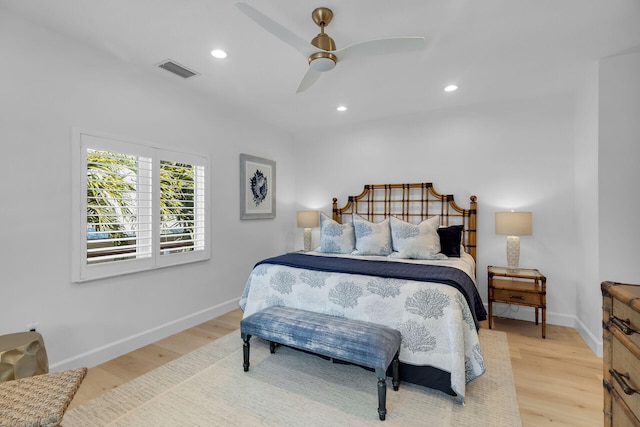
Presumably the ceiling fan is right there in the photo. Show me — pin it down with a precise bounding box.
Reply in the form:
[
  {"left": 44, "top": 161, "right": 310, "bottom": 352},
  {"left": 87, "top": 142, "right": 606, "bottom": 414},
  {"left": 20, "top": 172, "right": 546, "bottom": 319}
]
[{"left": 235, "top": 2, "right": 426, "bottom": 93}]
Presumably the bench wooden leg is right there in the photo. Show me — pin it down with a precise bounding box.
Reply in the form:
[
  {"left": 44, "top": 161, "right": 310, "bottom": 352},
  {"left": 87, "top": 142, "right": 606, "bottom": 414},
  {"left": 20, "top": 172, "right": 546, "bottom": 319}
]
[
  {"left": 392, "top": 352, "right": 400, "bottom": 391},
  {"left": 377, "top": 375, "right": 387, "bottom": 421},
  {"left": 242, "top": 334, "right": 251, "bottom": 372}
]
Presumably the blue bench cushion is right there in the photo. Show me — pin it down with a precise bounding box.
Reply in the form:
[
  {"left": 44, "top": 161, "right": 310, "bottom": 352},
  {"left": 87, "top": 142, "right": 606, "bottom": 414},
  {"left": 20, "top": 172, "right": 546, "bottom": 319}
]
[{"left": 240, "top": 306, "right": 401, "bottom": 371}]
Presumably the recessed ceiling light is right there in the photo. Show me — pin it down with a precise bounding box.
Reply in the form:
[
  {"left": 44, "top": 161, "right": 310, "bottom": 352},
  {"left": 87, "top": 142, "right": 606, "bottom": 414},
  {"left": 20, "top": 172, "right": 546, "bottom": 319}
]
[
  {"left": 336, "top": 105, "right": 348, "bottom": 112},
  {"left": 444, "top": 85, "right": 458, "bottom": 92},
  {"left": 210, "top": 49, "right": 227, "bottom": 59}
]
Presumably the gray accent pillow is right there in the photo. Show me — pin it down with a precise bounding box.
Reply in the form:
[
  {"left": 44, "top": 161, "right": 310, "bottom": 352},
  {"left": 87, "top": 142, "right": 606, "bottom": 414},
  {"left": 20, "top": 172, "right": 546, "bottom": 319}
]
[
  {"left": 316, "top": 212, "right": 356, "bottom": 254},
  {"left": 352, "top": 214, "right": 392, "bottom": 256},
  {"left": 389, "top": 215, "right": 447, "bottom": 260}
]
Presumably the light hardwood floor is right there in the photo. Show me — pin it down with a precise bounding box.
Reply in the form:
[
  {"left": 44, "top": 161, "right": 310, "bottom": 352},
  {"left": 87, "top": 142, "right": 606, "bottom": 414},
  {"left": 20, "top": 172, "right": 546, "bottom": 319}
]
[{"left": 68, "top": 310, "right": 603, "bottom": 426}]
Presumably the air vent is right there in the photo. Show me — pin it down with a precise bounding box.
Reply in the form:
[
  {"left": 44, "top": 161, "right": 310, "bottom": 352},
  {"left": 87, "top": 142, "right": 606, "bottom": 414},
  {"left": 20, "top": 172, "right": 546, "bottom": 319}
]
[{"left": 157, "top": 60, "right": 199, "bottom": 79}]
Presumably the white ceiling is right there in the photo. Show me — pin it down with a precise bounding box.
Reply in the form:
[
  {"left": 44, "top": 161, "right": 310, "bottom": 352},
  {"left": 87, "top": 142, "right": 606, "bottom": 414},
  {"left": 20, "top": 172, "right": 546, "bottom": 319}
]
[{"left": 3, "top": 0, "right": 640, "bottom": 132}]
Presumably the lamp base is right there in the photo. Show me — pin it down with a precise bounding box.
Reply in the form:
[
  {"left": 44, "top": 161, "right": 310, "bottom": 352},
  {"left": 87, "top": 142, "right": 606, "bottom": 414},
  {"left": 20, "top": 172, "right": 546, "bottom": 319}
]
[
  {"left": 506, "top": 235, "right": 520, "bottom": 270},
  {"left": 303, "top": 228, "right": 312, "bottom": 252}
]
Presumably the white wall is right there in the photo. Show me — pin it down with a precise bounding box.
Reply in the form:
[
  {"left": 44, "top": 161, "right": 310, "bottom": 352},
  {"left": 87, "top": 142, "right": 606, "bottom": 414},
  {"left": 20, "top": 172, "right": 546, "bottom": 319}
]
[
  {"left": 292, "top": 95, "right": 579, "bottom": 327},
  {"left": 571, "top": 50, "right": 640, "bottom": 357},
  {"left": 598, "top": 50, "right": 640, "bottom": 283},
  {"left": 0, "top": 12, "right": 296, "bottom": 369},
  {"left": 573, "top": 63, "right": 602, "bottom": 354}
]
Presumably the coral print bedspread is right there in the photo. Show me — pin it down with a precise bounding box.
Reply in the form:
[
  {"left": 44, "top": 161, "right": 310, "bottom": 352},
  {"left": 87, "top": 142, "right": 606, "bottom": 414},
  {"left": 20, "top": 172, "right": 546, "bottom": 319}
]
[{"left": 239, "top": 252, "right": 487, "bottom": 402}]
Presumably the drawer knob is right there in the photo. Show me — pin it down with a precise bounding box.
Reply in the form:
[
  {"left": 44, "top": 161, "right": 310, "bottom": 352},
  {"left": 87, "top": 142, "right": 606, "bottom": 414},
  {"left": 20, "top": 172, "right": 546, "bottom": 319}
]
[
  {"left": 610, "top": 369, "right": 640, "bottom": 396},
  {"left": 611, "top": 316, "right": 638, "bottom": 336}
]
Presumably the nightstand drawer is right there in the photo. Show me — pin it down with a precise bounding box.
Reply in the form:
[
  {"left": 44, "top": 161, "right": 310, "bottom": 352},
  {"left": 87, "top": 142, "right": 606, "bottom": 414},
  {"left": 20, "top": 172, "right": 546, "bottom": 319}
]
[{"left": 493, "top": 288, "right": 541, "bottom": 305}]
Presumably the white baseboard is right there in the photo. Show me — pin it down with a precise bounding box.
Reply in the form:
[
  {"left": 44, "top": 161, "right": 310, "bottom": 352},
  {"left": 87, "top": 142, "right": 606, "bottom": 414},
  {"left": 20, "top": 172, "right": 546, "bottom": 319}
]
[
  {"left": 50, "top": 298, "right": 240, "bottom": 372},
  {"left": 574, "top": 316, "right": 603, "bottom": 358}
]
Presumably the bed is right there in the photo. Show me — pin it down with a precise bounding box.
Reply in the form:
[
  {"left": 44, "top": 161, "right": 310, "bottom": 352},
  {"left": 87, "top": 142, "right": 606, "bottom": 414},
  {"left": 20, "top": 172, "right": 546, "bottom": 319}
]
[{"left": 239, "top": 183, "right": 487, "bottom": 402}]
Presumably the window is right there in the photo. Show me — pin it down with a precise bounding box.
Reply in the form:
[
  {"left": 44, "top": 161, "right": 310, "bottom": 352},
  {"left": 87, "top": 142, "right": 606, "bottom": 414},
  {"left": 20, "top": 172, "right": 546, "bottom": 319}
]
[{"left": 72, "top": 129, "right": 210, "bottom": 282}]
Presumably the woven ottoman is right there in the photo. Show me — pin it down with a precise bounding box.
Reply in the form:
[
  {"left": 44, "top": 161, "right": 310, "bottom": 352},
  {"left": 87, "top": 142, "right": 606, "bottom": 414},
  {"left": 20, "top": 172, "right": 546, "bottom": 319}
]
[{"left": 0, "top": 367, "right": 87, "bottom": 427}]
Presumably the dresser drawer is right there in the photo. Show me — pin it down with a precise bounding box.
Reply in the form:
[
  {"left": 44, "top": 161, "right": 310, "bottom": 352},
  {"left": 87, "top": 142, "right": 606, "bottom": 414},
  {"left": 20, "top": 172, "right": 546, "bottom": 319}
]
[
  {"left": 607, "top": 385, "right": 640, "bottom": 427},
  {"left": 493, "top": 288, "right": 541, "bottom": 306},
  {"left": 612, "top": 299, "right": 640, "bottom": 350},
  {"left": 611, "top": 337, "right": 640, "bottom": 418}
]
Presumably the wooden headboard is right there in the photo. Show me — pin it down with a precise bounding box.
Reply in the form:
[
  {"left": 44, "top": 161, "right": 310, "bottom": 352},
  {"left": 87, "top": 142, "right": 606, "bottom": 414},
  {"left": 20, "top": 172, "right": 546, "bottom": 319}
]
[{"left": 332, "top": 183, "right": 477, "bottom": 260}]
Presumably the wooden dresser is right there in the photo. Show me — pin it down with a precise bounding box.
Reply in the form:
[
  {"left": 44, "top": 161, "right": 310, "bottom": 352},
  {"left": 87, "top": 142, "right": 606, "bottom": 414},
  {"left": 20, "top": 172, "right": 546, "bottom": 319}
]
[{"left": 602, "top": 281, "right": 640, "bottom": 426}]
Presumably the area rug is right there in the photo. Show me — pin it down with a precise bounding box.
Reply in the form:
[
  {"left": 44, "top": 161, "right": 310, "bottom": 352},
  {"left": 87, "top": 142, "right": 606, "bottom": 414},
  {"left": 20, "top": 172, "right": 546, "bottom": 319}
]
[{"left": 64, "top": 329, "right": 521, "bottom": 426}]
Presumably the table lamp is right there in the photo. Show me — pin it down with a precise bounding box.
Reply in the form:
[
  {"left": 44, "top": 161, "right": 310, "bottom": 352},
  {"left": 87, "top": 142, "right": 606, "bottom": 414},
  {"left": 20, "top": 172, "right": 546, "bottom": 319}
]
[
  {"left": 495, "top": 211, "right": 532, "bottom": 270},
  {"left": 297, "top": 211, "right": 319, "bottom": 252}
]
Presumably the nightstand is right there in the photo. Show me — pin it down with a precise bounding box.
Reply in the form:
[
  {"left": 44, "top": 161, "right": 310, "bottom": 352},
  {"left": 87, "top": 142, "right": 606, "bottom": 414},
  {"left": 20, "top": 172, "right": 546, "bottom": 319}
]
[{"left": 488, "top": 265, "right": 547, "bottom": 338}]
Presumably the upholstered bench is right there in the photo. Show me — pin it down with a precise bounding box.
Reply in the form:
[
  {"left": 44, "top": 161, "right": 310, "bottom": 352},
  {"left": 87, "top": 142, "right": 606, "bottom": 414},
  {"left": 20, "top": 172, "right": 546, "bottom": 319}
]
[{"left": 240, "top": 306, "right": 401, "bottom": 421}]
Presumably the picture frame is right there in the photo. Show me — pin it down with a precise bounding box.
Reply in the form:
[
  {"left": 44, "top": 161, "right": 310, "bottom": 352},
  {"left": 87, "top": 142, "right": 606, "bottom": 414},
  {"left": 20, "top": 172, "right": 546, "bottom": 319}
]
[{"left": 240, "top": 153, "right": 276, "bottom": 220}]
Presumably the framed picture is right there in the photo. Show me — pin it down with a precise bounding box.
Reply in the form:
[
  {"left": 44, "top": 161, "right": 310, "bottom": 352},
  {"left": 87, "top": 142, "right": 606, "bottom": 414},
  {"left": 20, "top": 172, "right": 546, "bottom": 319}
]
[{"left": 240, "top": 153, "right": 276, "bottom": 220}]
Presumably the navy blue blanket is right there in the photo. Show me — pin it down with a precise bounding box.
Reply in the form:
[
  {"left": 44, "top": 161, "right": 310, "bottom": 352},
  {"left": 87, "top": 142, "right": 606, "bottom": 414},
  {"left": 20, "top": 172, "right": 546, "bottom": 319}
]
[{"left": 256, "top": 253, "right": 487, "bottom": 330}]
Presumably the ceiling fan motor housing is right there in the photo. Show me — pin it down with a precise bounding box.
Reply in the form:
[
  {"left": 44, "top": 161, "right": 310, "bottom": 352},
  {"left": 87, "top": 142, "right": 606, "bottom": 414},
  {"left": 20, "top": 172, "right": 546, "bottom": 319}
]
[{"left": 311, "top": 32, "right": 335, "bottom": 51}]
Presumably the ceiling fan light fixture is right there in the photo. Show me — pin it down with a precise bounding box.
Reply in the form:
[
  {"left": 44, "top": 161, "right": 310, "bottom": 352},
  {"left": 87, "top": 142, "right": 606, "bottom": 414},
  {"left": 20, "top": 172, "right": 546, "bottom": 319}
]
[{"left": 308, "top": 52, "right": 337, "bottom": 72}]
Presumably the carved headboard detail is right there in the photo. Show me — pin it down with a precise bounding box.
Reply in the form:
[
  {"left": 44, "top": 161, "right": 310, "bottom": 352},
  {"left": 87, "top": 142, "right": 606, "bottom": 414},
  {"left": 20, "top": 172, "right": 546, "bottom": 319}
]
[{"left": 332, "top": 183, "right": 477, "bottom": 260}]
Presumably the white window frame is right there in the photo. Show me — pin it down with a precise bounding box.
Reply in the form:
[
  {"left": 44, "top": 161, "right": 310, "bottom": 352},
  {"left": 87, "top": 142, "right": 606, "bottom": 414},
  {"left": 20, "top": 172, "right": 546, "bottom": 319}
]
[{"left": 72, "top": 128, "right": 211, "bottom": 282}]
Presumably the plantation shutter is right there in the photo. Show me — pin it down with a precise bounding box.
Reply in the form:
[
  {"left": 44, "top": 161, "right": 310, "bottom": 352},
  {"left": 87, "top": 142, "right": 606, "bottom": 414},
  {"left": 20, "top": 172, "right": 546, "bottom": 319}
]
[
  {"left": 86, "top": 149, "right": 153, "bottom": 265},
  {"left": 159, "top": 159, "right": 206, "bottom": 255}
]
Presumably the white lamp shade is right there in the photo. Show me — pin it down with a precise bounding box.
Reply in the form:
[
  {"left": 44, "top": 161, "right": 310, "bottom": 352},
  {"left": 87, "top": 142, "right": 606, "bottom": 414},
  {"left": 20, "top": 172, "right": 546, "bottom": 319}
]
[
  {"left": 297, "top": 211, "right": 319, "bottom": 228},
  {"left": 297, "top": 211, "right": 318, "bottom": 252},
  {"left": 495, "top": 211, "right": 532, "bottom": 270},
  {"left": 495, "top": 212, "right": 532, "bottom": 236}
]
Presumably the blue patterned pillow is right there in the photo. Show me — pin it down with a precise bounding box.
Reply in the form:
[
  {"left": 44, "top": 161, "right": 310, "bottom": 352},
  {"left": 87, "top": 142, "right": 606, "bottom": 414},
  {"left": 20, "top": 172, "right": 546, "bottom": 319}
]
[
  {"left": 389, "top": 215, "right": 447, "bottom": 260},
  {"left": 352, "top": 214, "right": 392, "bottom": 256},
  {"left": 316, "top": 212, "right": 356, "bottom": 254}
]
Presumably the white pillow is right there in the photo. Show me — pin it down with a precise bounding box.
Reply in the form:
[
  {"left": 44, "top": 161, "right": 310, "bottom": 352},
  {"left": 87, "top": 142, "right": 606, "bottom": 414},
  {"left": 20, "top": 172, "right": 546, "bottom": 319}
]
[
  {"left": 316, "top": 212, "right": 356, "bottom": 254},
  {"left": 389, "top": 215, "right": 447, "bottom": 260},
  {"left": 352, "top": 214, "right": 392, "bottom": 256}
]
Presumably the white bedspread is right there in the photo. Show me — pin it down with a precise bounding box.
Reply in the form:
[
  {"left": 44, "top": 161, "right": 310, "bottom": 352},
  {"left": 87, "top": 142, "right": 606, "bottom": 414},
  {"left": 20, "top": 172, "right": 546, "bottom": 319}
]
[{"left": 239, "top": 252, "right": 485, "bottom": 402}]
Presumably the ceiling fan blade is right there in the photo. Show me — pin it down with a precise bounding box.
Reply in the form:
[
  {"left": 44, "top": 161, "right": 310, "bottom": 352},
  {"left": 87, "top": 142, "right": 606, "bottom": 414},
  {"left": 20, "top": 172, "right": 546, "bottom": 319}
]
[
  {"left": 295, "top": 68, "right": 322, "bottom": 93},
  {"left": 333, "top": 37, "right": 426, "bottom": 62},
  {"left": 235, "top": 2, "right": 316, "bottom": 58}
]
